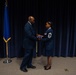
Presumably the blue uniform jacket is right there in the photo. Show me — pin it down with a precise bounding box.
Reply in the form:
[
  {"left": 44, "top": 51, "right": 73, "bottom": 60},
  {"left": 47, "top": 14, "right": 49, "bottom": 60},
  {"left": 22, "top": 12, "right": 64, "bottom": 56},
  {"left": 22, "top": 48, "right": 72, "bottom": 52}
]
[
  {"left": 42, "top": 28, "right": 54, "bottom": 51},
  {"left": 23, "top": 22, "right": 37, "bottom": 49}
]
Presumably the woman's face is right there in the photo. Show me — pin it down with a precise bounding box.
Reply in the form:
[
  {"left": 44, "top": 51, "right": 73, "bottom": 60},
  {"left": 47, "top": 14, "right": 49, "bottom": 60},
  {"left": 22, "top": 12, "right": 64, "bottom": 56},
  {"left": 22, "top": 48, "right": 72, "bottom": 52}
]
[{"left": 45, "top": 22, "right": 50, "bottom": 28}]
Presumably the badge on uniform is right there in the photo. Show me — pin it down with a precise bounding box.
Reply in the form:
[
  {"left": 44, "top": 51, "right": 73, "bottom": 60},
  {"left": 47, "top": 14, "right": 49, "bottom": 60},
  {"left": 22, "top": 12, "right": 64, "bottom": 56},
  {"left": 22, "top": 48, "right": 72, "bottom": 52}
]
[{"left": 48, "top": 33, "right": 52, "bottom": 38}]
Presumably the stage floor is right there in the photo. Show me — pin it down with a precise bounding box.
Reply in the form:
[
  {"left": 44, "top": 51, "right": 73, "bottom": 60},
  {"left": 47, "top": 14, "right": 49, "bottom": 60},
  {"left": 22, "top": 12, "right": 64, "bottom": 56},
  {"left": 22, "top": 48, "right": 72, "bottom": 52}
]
[{"left": 0, "top": 56, "right": 76, "bottom": 75}]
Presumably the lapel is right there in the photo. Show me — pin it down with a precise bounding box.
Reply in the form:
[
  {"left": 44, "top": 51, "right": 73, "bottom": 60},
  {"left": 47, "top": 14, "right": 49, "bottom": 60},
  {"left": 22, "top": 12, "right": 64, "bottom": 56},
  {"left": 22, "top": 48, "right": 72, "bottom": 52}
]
[{"left": 29, "top": 24, "right": 35, "bottom": 35}]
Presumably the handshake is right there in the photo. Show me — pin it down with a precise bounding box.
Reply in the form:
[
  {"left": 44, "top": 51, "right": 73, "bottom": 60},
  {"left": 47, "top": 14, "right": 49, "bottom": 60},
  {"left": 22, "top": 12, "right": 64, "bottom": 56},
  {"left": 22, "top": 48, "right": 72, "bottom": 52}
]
[{"left": 36, "top": 34, "right": 44, "bottom": 40}]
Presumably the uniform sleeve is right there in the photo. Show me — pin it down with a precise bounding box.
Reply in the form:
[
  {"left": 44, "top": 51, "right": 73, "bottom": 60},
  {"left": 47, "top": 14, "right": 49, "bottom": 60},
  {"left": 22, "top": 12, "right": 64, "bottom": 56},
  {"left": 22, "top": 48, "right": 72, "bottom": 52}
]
[
  {"left": 24, "top": 25, "right": 37, "bottom": 41},
  {"left": 41, "top": 32, "right": 52, "bottom": 41}
]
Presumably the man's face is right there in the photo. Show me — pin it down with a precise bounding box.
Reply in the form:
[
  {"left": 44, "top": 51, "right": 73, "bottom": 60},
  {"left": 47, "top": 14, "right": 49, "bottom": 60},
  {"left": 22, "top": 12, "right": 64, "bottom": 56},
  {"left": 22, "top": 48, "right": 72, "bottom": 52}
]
[{"left": 30, "top": 18, "right": 35, "bottom": 24}]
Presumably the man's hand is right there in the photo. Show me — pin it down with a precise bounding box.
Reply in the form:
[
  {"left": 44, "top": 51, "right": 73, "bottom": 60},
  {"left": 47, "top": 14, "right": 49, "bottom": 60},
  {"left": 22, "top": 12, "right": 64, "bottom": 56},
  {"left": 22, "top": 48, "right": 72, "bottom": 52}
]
[{"left": 36, "top": 34, "right": 44, "bottom": 40}]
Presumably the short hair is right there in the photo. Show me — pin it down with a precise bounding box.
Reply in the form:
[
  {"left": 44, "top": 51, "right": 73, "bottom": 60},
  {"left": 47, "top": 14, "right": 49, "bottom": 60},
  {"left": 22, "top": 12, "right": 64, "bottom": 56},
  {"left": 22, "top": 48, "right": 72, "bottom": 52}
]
[{"left": 28, "top": 16, "right": 34, "bottom": 21}]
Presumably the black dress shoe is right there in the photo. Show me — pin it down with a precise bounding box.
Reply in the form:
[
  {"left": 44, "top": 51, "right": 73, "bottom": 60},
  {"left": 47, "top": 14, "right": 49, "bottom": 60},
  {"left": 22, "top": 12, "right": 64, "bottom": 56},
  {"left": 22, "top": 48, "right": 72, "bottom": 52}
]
[
  {"left": 44, "top": 66, "right": 46, "bottom": 69},
  {"left": 20, "top": 68, "right": 28, "bottom": 72},
  {"left": 27, "top": 65, "right": 36, "bottom": 69},
  {"left": 44, "top": 66, "right": 51, "bottom": 70},
  {"left": 44, "top": 65, "right": 47, "bottom": 68}
]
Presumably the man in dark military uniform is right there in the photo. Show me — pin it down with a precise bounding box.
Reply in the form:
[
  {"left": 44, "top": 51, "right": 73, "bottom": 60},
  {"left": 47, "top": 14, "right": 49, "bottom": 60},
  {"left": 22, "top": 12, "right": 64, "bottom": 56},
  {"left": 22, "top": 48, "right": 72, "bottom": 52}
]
[{"left": 20, "top": 16, "right": 37, "bottom": 72}]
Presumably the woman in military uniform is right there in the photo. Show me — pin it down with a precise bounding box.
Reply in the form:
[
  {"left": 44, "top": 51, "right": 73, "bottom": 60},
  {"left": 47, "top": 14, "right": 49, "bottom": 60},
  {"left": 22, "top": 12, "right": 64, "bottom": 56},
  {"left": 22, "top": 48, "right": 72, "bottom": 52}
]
[{"left": 41, "top": 21, "right": 54, "bottom": 70}]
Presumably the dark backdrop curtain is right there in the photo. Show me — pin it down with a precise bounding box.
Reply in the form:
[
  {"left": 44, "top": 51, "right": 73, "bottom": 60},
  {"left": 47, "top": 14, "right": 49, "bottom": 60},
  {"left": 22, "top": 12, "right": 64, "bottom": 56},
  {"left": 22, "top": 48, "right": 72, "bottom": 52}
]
[{"left": 0, "top": 0, "right": 76, "bottom": 58}]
